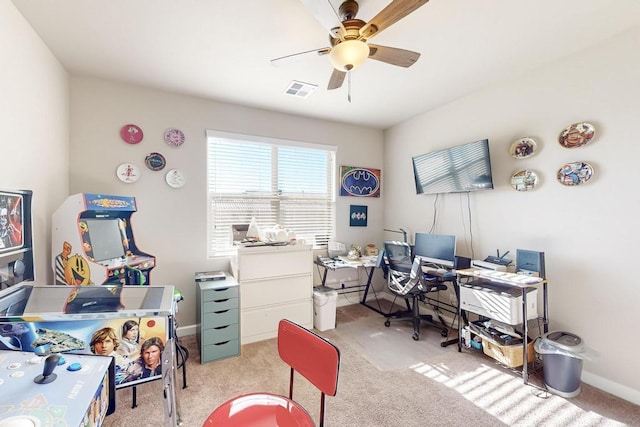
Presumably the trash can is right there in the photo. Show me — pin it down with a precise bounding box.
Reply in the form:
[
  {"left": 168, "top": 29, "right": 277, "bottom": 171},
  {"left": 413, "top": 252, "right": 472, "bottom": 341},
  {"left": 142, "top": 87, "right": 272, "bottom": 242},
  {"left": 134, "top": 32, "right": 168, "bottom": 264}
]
[
  {"left": 534, "top": 331, "right": 585, "bottom": 397},
  {"left": 313, "top": 289, "right": 338, "bottom": 331}
]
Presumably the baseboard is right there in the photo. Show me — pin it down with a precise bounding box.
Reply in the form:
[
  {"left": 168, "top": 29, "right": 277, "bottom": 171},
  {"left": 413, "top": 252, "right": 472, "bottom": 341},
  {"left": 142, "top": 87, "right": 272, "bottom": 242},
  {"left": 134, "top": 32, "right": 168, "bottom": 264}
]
[
  {"left": 177, "top": 323, "right": 197, "bottom": 338},
  {"left": 581, "top": 371, "right": 640, "bottom": 406}
]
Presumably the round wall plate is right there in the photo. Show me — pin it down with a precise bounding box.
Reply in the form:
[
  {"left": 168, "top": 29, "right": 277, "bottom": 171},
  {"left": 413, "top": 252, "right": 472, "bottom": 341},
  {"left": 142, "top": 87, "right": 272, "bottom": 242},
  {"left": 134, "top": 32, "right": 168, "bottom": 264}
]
[
  {"left": 557, "top": 161, "right": 594, "bottom": 186},
  {"left": 120, "top": 124, "right": 143, "bottom": 144},
  {"left": 509, "top": 137, "right": 537, "bottom": 159},
  {"left": 558, "top": 122, "right": 595, "bottom": 148},
  {"left": 116, "top": 163, "right": 141, "bottom": 183},
  {"left": 510, "top": 169, "right": 539, "bottom": 191},
  {"left": 165, "top": 169, "right": 185, "bottom": 188},
  {"left": 164, "top": 128, "right": 185, "bottom": 147},
  {"left": 145, "top": 152, "right": 166, "bottom": 171}
]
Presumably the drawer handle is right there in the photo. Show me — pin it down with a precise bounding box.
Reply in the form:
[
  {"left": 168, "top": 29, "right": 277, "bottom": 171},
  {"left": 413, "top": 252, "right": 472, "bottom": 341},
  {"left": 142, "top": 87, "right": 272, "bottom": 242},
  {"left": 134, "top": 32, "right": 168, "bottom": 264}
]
[
  {"left": 214, "top": 298, "right": 230, "bottom": 303},
  {"left": 214, "top": 340, "right": 230, "bottom": 346},
  {"left": 214, "top": 288, "right": 230, "bottom": 292},
  {"left": 214, "top": 309, "right": 230, "bottom": 314},
  {"left": 214, "top": 325, "right": 230, "bottom": 330}
]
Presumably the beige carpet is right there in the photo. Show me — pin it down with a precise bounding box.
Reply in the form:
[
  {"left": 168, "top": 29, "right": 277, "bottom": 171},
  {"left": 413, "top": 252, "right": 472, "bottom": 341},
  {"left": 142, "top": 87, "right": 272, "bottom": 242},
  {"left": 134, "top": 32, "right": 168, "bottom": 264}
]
[{"left": 103, "top": 303, "right": 640, "bottom": 427}]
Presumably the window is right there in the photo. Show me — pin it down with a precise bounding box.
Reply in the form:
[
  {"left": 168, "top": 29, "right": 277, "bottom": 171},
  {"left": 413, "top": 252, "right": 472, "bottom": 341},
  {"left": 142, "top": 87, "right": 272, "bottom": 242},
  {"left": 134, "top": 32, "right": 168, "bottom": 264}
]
[{"left": 206, "top": 130, "right": 336, "bottom": 257}]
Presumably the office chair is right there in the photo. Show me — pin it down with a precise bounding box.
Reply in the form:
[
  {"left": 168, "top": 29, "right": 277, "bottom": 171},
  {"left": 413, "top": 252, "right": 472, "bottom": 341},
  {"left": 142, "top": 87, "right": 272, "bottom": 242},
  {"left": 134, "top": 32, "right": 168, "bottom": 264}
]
[
  {"left": 202, "top": 319, "right": 340, "bottom": 427},
  {"left": 383, "top": 241, "right": 449, "bottom": 341}
]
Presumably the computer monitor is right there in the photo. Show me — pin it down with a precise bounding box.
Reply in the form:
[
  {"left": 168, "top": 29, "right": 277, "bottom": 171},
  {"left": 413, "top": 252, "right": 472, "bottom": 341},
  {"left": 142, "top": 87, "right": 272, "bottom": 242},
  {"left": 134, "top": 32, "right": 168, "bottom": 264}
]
[{"left": 413, "top": 233, "right": 456, "bottom": 268}]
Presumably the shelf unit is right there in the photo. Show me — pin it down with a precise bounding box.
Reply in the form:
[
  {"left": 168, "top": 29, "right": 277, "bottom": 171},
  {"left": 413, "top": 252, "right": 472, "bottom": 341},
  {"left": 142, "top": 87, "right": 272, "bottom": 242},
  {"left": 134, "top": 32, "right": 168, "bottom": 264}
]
[
  {"left": 196, "top": 273, "right": 240, "bottom": 363},
  {"left": 456, "top": 269, "right": 549, "bottom": 383}
]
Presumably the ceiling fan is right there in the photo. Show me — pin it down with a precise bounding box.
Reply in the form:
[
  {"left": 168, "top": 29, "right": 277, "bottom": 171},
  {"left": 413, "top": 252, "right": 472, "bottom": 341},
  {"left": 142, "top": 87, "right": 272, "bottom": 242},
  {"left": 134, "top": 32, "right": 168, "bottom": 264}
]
[{"left": 272, "top": 0, "right": 429, "bottom": 96}]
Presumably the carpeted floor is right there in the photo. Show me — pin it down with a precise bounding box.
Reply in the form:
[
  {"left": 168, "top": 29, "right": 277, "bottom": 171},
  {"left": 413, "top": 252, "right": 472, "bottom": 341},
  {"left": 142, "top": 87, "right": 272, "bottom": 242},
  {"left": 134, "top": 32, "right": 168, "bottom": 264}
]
[{"left": 103, "top": 303, "right": 640, "bottom": 426}]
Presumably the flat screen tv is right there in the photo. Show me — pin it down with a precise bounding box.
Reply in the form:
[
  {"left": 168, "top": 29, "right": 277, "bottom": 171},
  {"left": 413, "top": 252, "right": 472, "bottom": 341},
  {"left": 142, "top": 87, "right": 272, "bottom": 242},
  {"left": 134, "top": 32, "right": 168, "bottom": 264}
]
[
  {"left": 413, "top": 232, "right": 456, "bottom": 268},
  {"left": 412, "top": 139, "right": 494, "bottom": 195}
]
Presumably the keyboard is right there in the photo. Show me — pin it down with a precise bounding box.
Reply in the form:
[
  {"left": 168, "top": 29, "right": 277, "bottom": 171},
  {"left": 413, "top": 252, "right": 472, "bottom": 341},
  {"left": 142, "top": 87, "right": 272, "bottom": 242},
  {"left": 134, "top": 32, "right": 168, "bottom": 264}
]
[{"left": 472, "top": 269, "right": 543, "bottom": 285}]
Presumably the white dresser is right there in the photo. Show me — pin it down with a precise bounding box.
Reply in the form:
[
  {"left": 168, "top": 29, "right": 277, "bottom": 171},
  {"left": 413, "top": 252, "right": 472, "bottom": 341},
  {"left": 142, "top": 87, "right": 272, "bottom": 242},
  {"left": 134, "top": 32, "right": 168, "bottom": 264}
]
[{"left": 231, "top": 244, "right": 313, "bottom": 344}]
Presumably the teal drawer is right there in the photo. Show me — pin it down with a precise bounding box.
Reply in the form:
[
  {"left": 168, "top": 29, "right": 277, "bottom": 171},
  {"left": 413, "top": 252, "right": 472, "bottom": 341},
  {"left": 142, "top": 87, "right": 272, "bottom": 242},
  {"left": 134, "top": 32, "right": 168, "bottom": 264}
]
[
  {"left": 202, "top": 286, "right": 238, "bottom": 302},
  {"left": 203, "top": 308, "right": 239, "bottom": 328},
  {"left": 202, "top": 339, "right": 240, "bottom": 363},
  {"left": 203, "top": 297, "right": 238, "bottom": 313},
  {"left": 204, "top": 323, "right": 239, "bottom": 344}
]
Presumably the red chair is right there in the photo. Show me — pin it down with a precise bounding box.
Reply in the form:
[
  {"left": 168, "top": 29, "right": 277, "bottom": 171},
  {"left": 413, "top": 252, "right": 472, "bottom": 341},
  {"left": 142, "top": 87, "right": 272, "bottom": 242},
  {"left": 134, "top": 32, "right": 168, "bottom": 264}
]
[{"left": 203, "top": 319, "right": 341, "bottom": 427}]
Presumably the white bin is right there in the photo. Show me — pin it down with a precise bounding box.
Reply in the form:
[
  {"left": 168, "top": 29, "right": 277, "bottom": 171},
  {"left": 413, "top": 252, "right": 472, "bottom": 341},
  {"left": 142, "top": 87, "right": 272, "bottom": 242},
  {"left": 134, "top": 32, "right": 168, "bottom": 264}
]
[{"left": 313, "top": 290, "right": 338, "bottom": 331}]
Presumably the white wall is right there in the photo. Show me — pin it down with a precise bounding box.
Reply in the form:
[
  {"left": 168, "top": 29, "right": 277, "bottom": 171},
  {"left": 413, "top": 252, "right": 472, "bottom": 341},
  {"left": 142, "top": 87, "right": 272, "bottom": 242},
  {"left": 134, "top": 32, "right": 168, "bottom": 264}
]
[
  {"left": 0, "top": 2, "right": 69, "bottom": 284},
  {"left": 69, "top": 76, "right": 384, "bottom": 328},
  {"left": 384, "top": 26, "right": 640, "bottom": 403}
]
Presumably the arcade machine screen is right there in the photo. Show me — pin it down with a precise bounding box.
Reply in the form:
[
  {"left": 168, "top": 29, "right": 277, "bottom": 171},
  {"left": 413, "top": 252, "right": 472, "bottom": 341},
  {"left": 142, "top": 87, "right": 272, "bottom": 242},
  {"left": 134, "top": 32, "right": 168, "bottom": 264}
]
[{"left": 85, "top": 218, "right": 126, "bottom": 262}]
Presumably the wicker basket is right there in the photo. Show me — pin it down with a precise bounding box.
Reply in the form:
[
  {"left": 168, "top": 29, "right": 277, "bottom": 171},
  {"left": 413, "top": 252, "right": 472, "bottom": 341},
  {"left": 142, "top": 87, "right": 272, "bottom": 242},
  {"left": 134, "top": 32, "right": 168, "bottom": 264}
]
[{"left": 482, "top": 338, "right": 535, "bottom": 368}]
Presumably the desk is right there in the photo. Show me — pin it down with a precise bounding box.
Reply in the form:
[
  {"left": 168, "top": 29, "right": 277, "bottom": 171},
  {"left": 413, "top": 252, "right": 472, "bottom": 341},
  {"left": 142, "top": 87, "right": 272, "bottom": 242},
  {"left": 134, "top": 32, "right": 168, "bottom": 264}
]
[
  {"left": 314, "top": 256, "right": 384, "bottom": 315},
  {"left": 456, "top": 269, "right": 549, "bottom": 383}
]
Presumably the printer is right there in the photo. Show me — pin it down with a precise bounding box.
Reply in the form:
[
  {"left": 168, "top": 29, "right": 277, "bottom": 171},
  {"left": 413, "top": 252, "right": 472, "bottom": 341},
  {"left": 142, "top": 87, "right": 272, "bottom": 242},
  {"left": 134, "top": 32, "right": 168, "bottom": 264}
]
[{"left": 459, "top": 278, "right": 538, "bottom": 325}]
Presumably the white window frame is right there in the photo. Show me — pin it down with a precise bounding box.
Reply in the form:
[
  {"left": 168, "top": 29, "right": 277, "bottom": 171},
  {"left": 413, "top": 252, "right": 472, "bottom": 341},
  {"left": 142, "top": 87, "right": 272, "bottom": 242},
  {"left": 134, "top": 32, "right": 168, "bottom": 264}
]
[{"left": 206, "top": 130, "right": 336, "bottom": 257}]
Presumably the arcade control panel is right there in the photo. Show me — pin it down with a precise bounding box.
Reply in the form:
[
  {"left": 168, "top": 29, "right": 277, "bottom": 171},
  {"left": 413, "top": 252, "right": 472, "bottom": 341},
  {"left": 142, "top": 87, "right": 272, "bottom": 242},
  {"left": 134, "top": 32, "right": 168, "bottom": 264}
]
[{"left": 0, "top": 351, "right": 115, "bottom": 426}]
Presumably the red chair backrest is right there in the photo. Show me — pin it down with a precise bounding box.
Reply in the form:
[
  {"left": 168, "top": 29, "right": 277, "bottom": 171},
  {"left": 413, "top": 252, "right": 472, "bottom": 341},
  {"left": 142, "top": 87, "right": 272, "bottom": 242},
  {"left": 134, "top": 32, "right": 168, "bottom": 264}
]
[{"left": 277, "top": 319, "right": 340, "bottom": 396}]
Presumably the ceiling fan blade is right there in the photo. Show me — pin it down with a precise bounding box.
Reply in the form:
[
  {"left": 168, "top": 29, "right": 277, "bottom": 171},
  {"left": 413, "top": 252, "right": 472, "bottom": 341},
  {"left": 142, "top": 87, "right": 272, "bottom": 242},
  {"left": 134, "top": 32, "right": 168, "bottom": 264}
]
[
  {"left": 299, "top": 0, "right": 345, "bottom": 36},
  {"left": 368, "top": 44, "right": 420, "bottom": 67},
  {"left": 360, "top": 0, "right": 430, "bottom": 40},
  {"left": 271, "top": 47, "right": 331, "bottom": 67},
  {"left": 327, "top": 69, "right": 346, "bottom": 90}
]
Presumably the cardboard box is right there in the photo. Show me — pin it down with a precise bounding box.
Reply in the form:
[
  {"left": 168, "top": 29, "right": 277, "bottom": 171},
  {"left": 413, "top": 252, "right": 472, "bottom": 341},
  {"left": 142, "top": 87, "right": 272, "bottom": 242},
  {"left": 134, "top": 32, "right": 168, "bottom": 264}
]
[{"left": 482, "top": 338, "right": 535, "bottom": 368}]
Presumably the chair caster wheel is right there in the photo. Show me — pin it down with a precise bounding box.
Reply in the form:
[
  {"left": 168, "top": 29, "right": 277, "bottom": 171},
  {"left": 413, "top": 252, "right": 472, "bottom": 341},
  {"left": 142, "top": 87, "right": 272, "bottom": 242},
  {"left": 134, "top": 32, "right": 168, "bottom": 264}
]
[
  {"left": 412, "top": 333, "right": 419, "bottom": 341},
  {"left": 441, "top": 330, "right": 449, "bottom": 337},
  {"left": 384, "top": 320, "right": 390, "bottom": 327}
]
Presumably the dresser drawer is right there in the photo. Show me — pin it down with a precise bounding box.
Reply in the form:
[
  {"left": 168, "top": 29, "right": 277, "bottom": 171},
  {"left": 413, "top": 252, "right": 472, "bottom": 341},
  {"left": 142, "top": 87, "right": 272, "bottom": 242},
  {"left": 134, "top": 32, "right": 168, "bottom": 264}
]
[
  {"left": 240, "top": 275, "right": 311, "bottom": 309},
  {"left": 201, "top": 286, "right": 239, "bottom": 302},
  {"left": 203, "top": 323, "right": 239, "bottom": 343},
  {"left": 203, "top": 297, "right": 238, "bottom": 313},
  {"left": 202, "top": 339, "right": 240, "bottom": 363},
  {"left": 203, "top": 308, "right": 239, "bottom": 328},
  {"left": 239, "top": 247, "right": 311, "bottom": 281},
  {"left": 241, "top": 300, "right": 312, "bottom": 343}
]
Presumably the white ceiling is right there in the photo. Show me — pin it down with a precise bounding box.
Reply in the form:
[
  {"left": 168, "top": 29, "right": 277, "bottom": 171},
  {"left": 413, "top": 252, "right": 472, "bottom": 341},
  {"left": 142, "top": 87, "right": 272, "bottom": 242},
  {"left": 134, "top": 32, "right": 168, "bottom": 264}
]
[{"left": 11, "top": 0, "right": 640, "bottom": 129}]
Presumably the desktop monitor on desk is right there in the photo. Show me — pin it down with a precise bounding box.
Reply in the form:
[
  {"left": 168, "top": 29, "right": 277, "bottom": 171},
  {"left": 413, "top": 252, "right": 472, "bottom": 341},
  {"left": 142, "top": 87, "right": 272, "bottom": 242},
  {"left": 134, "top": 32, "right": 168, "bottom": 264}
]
[{"left": 413, "top": 233, "right": 456, "bottom": 268}]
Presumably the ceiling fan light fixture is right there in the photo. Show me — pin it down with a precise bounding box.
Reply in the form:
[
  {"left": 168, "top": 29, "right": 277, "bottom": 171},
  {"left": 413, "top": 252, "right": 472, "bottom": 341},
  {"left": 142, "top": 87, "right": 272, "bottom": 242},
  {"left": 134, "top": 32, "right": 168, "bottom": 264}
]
[{"left": 329, "top": 40, "right": 369, "bottom": 71}]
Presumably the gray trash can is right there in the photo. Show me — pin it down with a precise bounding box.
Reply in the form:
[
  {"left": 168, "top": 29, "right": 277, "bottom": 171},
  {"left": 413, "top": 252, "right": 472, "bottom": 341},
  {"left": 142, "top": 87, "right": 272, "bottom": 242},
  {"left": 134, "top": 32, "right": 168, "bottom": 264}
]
[{"left": 534, "top": 331, "right": 585, "bottom": 397}]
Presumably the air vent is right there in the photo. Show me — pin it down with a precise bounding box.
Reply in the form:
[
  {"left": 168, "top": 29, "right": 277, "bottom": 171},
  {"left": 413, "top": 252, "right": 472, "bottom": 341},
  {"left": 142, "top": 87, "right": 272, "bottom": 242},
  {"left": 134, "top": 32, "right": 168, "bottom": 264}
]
[{"left": 284, "top": 81, "right": 317, "bottom": 98}]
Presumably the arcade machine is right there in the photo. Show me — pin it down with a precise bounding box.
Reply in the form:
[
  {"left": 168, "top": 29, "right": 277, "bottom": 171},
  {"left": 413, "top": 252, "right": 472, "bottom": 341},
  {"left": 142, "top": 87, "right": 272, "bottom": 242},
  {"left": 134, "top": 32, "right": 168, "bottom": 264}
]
[
  {"left": 0, "top": 282, "right": 179, "bottom": 420},
  {"left": 51, "top": 193, "right": 156, "bottom": 286},
  {"left": 48, "top": 193, "right": 186, "bottom": 411},
  {"left": 0, "top": 350, "right": 115, "bottom": 426},
  {"left": 0, "top": 189, "right": 34, "bottom": 289}
]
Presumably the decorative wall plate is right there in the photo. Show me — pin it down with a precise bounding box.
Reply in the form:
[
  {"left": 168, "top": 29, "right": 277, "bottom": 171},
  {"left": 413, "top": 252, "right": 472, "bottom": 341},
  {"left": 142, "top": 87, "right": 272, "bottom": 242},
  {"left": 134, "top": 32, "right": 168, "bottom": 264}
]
[
  {"left": 116, "top": 163, "right": 140, "bottom": 183},
  {"left": 557, "top": 161, "right": 593, "bottom": 186},
  {"left": 164, "top": 128, "right": 185, "bottom": 147},
  {"left": 144, "top": 152, "right": 166, "bottom": 171},
  {"left": 509, "top": 137, "right": 537, "bottom": 159},
  {"left": 559, "top": 122, "right": 595, "bottom": 148},
  {"left": 165, "top": 168, "right": 185, "bottom": 188},
  {"left": 120, "top": 124, "right": 143, "bottom": 144},
  {"left": 510, "top": 169, "right": 539, "bottom": 191}
]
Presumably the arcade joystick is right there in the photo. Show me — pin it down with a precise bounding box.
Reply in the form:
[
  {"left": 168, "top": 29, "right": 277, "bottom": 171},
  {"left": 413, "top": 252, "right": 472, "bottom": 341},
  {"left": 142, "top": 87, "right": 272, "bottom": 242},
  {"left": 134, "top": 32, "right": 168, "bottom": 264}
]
[{"left": 33, "top": 354, "right": 60, "bottom": 384}]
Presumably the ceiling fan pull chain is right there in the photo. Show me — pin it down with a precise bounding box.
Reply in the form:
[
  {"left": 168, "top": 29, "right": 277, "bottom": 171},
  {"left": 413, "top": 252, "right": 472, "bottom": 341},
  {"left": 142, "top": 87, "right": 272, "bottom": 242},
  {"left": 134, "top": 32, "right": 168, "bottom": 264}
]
[{"left": 348, "top": 71, "right": 352, "bottom": 103}]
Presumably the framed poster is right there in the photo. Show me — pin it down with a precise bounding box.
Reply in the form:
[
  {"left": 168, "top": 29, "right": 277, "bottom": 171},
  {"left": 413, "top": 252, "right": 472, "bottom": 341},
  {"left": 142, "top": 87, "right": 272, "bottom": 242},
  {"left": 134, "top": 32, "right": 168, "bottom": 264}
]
[
  {"left": 340, "top": 166, "right": 381, "bottom": 198},
  {"left": 349, "top": 205, "right": 367, "bottom": 227}
]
